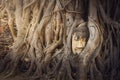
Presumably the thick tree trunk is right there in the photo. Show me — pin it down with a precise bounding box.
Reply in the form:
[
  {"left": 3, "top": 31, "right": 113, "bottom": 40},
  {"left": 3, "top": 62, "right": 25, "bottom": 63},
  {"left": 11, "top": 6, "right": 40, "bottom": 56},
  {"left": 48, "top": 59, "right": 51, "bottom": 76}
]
[{"left": 0, "top": 0, "right": 120, "bottom": 80}]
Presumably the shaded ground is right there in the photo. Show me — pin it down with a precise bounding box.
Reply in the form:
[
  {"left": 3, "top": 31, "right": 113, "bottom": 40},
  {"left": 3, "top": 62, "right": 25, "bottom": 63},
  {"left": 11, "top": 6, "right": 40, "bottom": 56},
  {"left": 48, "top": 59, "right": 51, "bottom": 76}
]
[
  {"left": 0, "top": 16, "right": 47, "bottom": 80},
  {"left": 0, "top": 21, "right": 12, "bottom": 58},
  {"left": 0, "top": 22, "right": 34, "bottom": 80}
]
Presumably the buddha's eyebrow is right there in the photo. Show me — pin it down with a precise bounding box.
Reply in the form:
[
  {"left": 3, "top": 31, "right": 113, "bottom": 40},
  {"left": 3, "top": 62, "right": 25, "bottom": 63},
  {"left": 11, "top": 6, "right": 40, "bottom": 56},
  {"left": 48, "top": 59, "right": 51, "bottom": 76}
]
[{"left": 74, "top": 34, "right": 80, "bottom": 38}]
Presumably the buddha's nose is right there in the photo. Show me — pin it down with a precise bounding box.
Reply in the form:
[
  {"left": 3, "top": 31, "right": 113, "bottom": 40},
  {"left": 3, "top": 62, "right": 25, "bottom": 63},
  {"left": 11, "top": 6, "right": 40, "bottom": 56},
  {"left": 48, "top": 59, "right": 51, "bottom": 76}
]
[{"left": 76, "top": 39, "right": 85, "bottom": 49}]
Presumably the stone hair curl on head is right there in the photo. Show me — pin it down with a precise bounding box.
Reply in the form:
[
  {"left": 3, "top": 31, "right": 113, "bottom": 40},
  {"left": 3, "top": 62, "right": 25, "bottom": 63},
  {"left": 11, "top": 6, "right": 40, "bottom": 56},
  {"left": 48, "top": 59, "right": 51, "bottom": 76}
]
[{"left": 72, "top": 22, "right": 89, "bottom": 39}]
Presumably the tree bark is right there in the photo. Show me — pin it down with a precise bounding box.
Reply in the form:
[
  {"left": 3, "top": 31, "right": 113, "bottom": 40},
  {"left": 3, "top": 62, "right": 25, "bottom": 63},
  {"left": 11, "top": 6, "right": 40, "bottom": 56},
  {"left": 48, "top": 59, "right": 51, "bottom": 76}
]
[{"left": 0, "top": 0, "right": 120, "bottom": 80}]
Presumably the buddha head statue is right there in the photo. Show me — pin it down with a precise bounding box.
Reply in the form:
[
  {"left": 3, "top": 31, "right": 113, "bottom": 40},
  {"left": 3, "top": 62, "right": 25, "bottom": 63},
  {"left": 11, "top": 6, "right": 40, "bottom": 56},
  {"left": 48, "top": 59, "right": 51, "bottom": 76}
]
[{"left": 72, "top": 23, "right": 89, "bottom": 54}]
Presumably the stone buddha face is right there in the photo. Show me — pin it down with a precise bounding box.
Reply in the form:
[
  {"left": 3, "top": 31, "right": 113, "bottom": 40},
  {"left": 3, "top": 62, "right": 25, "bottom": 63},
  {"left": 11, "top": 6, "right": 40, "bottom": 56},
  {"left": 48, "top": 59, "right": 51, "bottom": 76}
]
[{"left": 72, "top": 23, "right": 89, "bottom": 54}]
